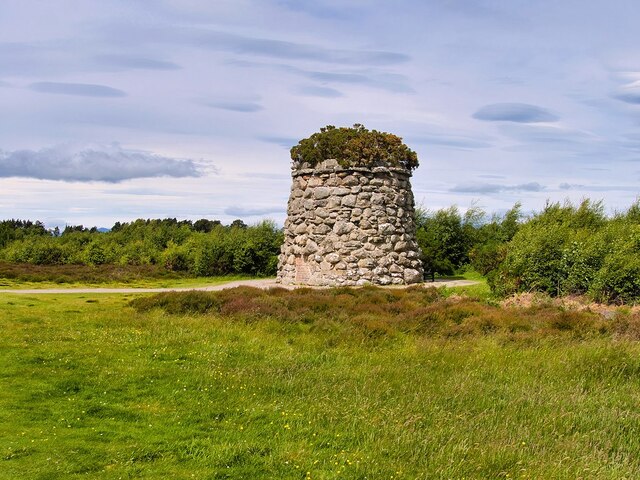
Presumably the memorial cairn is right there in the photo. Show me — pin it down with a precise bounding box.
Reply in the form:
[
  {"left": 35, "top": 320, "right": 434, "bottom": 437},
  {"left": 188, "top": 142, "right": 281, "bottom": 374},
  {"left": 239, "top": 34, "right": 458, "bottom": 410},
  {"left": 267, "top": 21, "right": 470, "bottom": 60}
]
[{"left": 277, "top": 124, "right": 424, "bottom": 286}]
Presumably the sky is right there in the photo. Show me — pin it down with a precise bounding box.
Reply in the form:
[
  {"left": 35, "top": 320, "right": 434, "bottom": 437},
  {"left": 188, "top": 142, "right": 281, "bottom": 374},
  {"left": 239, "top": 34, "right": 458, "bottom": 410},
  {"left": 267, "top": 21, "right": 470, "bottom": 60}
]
[{"left": 0, "top": 0, "right": 639, "bottom": 229}]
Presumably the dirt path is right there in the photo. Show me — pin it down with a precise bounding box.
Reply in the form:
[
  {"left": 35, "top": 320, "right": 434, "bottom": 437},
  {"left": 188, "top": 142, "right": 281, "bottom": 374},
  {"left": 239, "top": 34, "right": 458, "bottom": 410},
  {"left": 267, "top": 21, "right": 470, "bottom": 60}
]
[{"left": 0, "top": 279, "right": 479, "bottom": 295}]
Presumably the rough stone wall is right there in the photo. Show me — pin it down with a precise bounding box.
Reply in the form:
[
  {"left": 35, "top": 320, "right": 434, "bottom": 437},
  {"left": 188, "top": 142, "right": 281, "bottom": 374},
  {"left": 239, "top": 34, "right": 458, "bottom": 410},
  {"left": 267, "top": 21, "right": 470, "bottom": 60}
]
[{"left": 277, "top": 159, "right": 424, "bottom": 286}]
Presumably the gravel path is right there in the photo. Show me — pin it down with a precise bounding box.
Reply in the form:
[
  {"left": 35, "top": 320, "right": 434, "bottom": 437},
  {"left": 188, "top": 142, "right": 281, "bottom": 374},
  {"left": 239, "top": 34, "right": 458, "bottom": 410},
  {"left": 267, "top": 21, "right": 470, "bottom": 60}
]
[{"left": 0, "top": 279, "right": 479, "bottom": 295}]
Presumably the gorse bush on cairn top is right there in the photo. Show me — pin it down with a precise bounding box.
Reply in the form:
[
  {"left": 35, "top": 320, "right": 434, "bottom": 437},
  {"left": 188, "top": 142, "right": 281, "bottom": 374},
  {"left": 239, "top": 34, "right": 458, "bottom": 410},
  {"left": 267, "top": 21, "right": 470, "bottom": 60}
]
[{"left": 290, "top": 124, "right": 419, "bottom": 171}]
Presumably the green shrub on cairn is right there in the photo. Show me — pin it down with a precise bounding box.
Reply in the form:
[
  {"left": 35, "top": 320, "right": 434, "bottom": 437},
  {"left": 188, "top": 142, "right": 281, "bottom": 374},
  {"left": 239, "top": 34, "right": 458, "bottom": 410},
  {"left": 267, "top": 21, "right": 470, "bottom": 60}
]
[{"left": 290, "top": 124, "right": 418, "bottom": 171}]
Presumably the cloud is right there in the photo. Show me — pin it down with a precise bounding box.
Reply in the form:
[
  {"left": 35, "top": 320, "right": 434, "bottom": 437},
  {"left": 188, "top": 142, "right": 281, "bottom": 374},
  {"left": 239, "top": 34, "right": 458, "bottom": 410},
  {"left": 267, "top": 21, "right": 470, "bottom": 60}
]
[
  {"left": 260, "top": 136, "right": 299, "bottom": 148},
  {"left": 297, "top": 85, "right": 343, "bottom": 97},
  {"left": 278, "top": 0, "right": 362, "bottom": 20},
  {"left": 0, "top": 144, "right": 203, "bottom": 182},
  {"left": 92, "top": 54, "right": 181, "bottom": 71},
  {"left": 191, "top": 29, "right": 410, "bottom": 66},
  {"left": 238, "top": 172, "right": 290, "bottom": 181},
  {"left": 112, "top": 26, "right": 410, "bottom": 66},
  {"left": 204, "top": 101, "right": 264, "bottom": 112},
  {"left": 613, "top": 91, "right": 640, "bottom": 104},
  {"left": 0, "top": 42, "right": 54, "bottom": 76},
  {"left": 228, "top": 60, "right": 414, "bottom": 93},
  {"left": 472, "top": 103, "right": 559, "bottom": 123},
  {"left": 499, "top": 124, "right": 597, "bottom": 152},
  {"left": 450, "top": 182, "right": 545, "bottom": 194},
  {"left": 103, "top": 187, "right": 183, "bottom": 197},
  {"left": 29, "top": 81, "right": 126, "bottom": 97},
  {"left": 301, "top": 69, "right": 413, "bottom": 93},
  {"left": 224, "top": 205, "right": 284, "bottom": 217},
  {"left": 559, "top": 182, "right": 582, "bottom": 190},
  {"left": 477, "top": 174, "right": 507, "bottom": 179},
  {"left": 559, "top": 183, "right": 638, "bottom": 192},
  {"left": 0, "top": 41, "right": 182, "bottom": 76},
  {"left": 408, "top": 133, "right": 493, "bottom": 150},
  {"left": 612, "top": 81, "right": 640, "bottom": 104},
  {"left": 625, "top": 133, "right": 640, "bottom": 139},
  {"left": 489, "top": 76, "right": 525, "bottom": 86}
]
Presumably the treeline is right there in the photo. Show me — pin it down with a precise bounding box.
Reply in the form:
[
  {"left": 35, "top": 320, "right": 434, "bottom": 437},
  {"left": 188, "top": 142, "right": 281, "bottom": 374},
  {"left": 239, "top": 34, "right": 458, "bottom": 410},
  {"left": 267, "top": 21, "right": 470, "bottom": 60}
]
[
  {"left": 415, "top": 199, "right": 640, "bottom": 304},
  {"left": 0, "top": 220, "right": 49, "bottom": 248},
  {"left": 0, "top": 218, "right": 282, "bottom": 277}
]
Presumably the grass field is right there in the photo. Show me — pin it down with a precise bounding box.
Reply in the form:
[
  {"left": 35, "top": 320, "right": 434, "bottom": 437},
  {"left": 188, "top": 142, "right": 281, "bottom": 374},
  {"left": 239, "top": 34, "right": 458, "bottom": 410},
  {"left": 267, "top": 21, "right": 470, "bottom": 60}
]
[{"left": 1, "top": 286, "right": 640, "bottom": 479}]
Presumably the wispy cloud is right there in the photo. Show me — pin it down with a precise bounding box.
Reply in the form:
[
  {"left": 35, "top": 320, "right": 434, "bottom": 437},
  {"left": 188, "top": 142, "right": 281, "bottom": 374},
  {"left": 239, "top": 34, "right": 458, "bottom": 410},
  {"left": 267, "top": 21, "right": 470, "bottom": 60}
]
[
  {"left": 0, "top": 42, "right": 55, "bottom": 76},
  {"left": 29, "top": 81, "right": 126, "bottom": 97},
  {"left": 499, "top": 124, "right": 597, "bottom": 152},
  {"left": 106, "top": 25, "right": 411, "bottom": 66},
  {"left": 477, "top": 174, "right": 507, "bottom": 179},
  {"left": 473, "top": 103, "right": 558, "bottom": 123},
  {"left": 559, "top": 183, "right": 638, "bottom": 192},
  {"left": 277, "top": 0, "right": 363, "bottom": 20},
  {"left": 296, "top": 85, "right": 343, "bottom": 97},
  {"left": 612, "top": 81, "right": 640, "bottom": 104},
  {"left": 224, "top": 205, "right": 283, "bottom": 217},
  {"left": 0, "top": 41, "right": 182, "bottom": 76},
  {"left": 193, "top": 29, "right": 410, "bottom": 65},
  {"left": 227, "top": 60, "right": 414, "bottom": 93},
  {"left": 92, "top": 54, "right": 181, "bottom": 71},
  {"left": 260, "top": 136, "right": 299, "bottom": 148},
  {"left": 103, "top": 187, "right": 182, "bottom": 197},
  {"left": 203, "top": 101, "right": 264, "bottom": 112},
  {"left": 238, "top": 172, "right": 290, "bottom": 181},
  {"left": 450, "top": 182, "right": 545, "bottom": 194},
  {"left": 0, "top": 144, "right": 203, "bottom": 182},
  {"left": 300, "top": 69, "right": 413, "bottom": 93},
  {"left": 408, "top": 133, "right": 493, "bottom": 150}
]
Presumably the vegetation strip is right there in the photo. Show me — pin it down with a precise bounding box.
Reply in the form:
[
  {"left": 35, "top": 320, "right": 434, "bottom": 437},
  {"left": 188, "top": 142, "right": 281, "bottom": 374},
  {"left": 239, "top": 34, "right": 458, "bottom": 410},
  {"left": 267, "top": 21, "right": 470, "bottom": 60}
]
[
  {"left": 1, "top": 198, "right": 639, "bottom": 303},
  {"left": 130, "top": 285, "right": 640, "bottom": 340}
]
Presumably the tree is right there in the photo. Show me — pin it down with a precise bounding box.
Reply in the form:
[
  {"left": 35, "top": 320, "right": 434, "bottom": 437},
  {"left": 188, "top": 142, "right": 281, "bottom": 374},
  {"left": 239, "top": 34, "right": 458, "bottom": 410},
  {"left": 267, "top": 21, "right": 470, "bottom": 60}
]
[
  {"left": 415, "top": 206, "right": 468, "bottom": 275},
  {"left": 230, "top": 219, "right": 247, "bottom": 229},
  {"left": 193, "top": 219, "right": 221, "bottom": 233},
  {"left": 469, "top": 203, "right": 522, "bottom": 275}
]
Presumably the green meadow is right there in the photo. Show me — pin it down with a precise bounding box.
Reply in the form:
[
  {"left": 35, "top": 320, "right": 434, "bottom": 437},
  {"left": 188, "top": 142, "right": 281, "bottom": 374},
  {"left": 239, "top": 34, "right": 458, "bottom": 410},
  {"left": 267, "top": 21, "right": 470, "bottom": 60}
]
[{"left": 2, "top": 285, "right": 640, "bottom": 479}]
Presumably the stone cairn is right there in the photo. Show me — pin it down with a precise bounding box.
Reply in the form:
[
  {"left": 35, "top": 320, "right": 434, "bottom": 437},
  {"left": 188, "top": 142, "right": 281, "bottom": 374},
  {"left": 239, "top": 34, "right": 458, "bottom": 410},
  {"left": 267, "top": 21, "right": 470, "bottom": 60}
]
[{"left": 277, "top": 158, "right": 424, "bottom": 286}]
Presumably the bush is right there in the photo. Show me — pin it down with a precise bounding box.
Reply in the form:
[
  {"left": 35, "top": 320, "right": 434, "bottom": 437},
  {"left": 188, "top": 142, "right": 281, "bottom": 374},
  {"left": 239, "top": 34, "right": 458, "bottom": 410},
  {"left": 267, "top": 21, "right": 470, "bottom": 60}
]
[
  {"left": 493, "top": 200, "right": 640, "bottom": 303},
  {"left": 290, "top": 124, "right": 418, "bottom": 171},
  {"left": 131, "top": 290, "right": 222, "bottom": 314},
  {"left": 590, "top": 225, "right": 640, "bottom": 304},
  {"left": 162, "top": 242, "right": 190, "bottom": 272}
]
